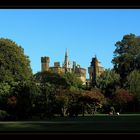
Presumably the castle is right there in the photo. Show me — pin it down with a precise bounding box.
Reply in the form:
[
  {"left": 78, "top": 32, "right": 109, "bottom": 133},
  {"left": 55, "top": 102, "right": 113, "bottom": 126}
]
[
  {"left": 41, "top": 50, "right": 86, "bottom": 84},
  {"left": 88, "top": 55, "right": 104, "bottom": 86},
  {"left": 41, "top": 50, "right": 104, "bottom": 86}
]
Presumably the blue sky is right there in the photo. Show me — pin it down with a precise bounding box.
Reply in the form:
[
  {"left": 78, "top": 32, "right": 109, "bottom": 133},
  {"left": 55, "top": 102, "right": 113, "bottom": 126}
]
[{"left": 0, "top": 9, "right": 140, "bottom": 78}]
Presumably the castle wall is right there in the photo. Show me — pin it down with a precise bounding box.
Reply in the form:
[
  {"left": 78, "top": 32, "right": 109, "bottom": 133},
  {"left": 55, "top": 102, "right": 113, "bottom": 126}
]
[
  {"left": 74, "top": 67, "right": 86, "bottom": 84},
  {"left": 49, "top": 67, "right": 65, "bottom": 73}
]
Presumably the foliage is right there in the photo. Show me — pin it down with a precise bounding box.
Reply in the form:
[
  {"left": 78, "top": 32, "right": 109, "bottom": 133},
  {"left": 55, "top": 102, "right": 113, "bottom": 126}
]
[
  {"left": 0, "top": 82, "right": 12, "bottom": 96},
  {"left": 0, "top": 38, "right": 32, "bottom": 83},
  {"left": 0, "top": 82, "right": 13, "bottom": 112},
  {"left": 10, "top": 81, "right": 40, "bottom": 119},
  {"left": 126, "top": 70, "right": 140, "bottom": 99},
  {"left": 34, "top": 71, "right": 83, "bottom": 117},
  {"left": 34, "top": 71, "right": 83, "bottom": 89},
  {"left": 113, "top": 88, "right": 135, "bottom": 112},
  {"left": 55, "top": 89, "right": 69, "bottom": 116},
  {"left": 112, "top": 33, "right": 140, "bottom": 85},
  {"left": 33, "top": 82, "right": 61, "bottom": 118},
  {"left": 34, "top": 71, "right": 69, "bottom": 88},
  {"left": 96, "top": 69, "right": 120, "bottom": 97},
  {"left": 83, "top": 89, "right": 106, "bottom": 105},
  {"left": 78, "top": 89, "right": 106, "bottom": 115},
  {"left": 61, "top": 72, "right": 83, "bottom": 89},
  {"left": 0, "top": 82, "right": 19, "bottom": 106},
  {"left": 66, "top": 90, "right": 82, "bottom": 117}
]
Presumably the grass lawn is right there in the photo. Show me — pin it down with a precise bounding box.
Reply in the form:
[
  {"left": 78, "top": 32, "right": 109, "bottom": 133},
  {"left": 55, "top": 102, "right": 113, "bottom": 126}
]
[{"left": 0, "top": 114, "right": 140, "bottom": 133}]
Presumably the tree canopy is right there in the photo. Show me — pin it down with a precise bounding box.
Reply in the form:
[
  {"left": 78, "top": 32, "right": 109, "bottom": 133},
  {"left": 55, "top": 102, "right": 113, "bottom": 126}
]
[
  {"left": 0, "top": 38, "right": 32, "bottom": 82},
  {"left": 112, "top": 33, "right": 140, "bottom": 84},
  {"left": 96, "top": 69, "right": 120, "bottom": 97},
  {"left": 34, "top": 71, "right": 83, "bottom": 89},
  {"left": 113, "top": 88, "right": 134, "bottom": 112}
]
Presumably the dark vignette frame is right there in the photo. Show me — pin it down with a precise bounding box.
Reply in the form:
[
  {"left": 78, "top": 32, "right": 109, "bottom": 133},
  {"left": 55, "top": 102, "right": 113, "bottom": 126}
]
[{"left": 0, "top": 0, "right": 140, "bottom": 138}]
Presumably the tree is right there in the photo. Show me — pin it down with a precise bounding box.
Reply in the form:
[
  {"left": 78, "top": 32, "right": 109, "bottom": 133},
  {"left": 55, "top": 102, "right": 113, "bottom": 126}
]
[
  {"left": 0, "top": 81, "right": 20, "bottom": 117},
  {"left": 34, "top": 71, "right": 83, "bottom": 89},
  {"left": 127, "top": 70, "right": 140, "bottom": 99},
  {"left": 113, "top": 88, "right": 134, "bottom": 113},
  {"left": 11, "top": 81, "right": 39, "bottom": 119},
  {"left": 34, "top": 71, "right": 69, "bottom": 88},
  {"left": 79, "top": 89, "right": 106, "bottom": 116},
  {"left": 96, "top": 69, "right": 120, "bottom": 97},
  {"left": 0, "top": 38, "right": 32, "bottom": 83},
  {"left": 54, "top": 89, "right": 69, "bottom": 116},
  {"left": 0, "top": 82, "right": 12, "bottom": 111},
  {"left": 66, "top": 90, "right": 82, "bottom": 117},
  {"left": 34, "top": 71, "right": 83, "bottom": 117},
  {"left": 112, "top": 33, "right": 140, "bottom": 85},
  {"left": 126, "top": 70, "right": 140, "bottom": 111},
  {"left": 33, "top": 82, "right": 63, "bottom": 118},
  {"left": 61, "top": 72, "right": 83, "bottom": 89}
]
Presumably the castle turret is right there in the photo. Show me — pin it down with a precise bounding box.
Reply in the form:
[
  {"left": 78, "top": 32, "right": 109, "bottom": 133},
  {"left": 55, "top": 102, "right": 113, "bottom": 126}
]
[
  {"left": 88, "top": 55, "right": 104, "bottom": 87},
  {"left": 41, "top": 56, "right": 50, "bottom": 71},
  {"left": 63, "top": 49, "right": 71, "bottom": 72}
]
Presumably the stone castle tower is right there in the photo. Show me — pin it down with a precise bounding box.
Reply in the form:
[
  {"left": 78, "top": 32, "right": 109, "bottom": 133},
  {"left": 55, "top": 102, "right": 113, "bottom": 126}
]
[
  {"left": 41, "top": 56, "right": 50, "bottom": 71},
  {"left": 88, "top": 55, "right": 104, "bottom": 86}
]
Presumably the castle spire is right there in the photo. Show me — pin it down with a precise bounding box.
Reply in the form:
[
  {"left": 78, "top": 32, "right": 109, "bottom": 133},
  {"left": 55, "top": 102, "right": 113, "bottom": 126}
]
[
  {"left": 63, "top": 48, "right": 70, "bottom": 72},
  {"left": 95, "top": 54, "right": 97, "bottom": 58},
  {"left": 65, "top": 48, "right": 68, "bottom": 57}
]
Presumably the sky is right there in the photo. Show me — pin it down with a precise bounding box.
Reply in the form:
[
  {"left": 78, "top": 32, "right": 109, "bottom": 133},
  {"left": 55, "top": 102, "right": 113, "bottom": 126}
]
[{"left": 0, "top": 9, "right": 140, "bottom": 78}]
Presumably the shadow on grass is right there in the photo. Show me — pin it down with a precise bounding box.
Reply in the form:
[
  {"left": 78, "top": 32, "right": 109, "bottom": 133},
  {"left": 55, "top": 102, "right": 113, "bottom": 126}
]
[{"left": 0, "top": 115, "right": 140, "bottom": 133}]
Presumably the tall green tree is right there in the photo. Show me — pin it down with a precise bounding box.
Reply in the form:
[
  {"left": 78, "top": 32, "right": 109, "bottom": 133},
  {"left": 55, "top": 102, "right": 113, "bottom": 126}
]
[
  {"left": 112, "top": 33, "right": 140, "bottom": 85},
  {"left": 96, "top": 69, "right": 120, "bottom": 97},
  {"left": 0, "top": 38, "right": 32, "bottom": 82}
]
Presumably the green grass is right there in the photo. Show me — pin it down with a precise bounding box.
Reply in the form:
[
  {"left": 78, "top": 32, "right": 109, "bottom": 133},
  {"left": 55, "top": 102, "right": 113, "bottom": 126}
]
[{"left": 0, "top": 115, "right": 140, "bottom": 133}]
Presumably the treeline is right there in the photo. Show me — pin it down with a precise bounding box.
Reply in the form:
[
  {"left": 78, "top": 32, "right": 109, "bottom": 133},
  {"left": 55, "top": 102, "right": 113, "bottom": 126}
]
[
  {"left": 96, "top": 33, "right": 140, "bottom": 113},
  {"left": 0, "top": 34, "right": 140, "bottom": 120}
]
